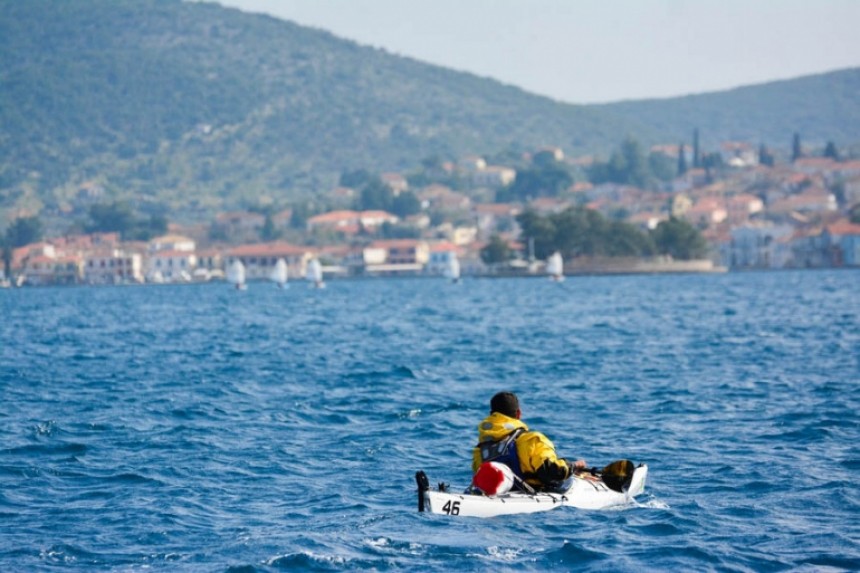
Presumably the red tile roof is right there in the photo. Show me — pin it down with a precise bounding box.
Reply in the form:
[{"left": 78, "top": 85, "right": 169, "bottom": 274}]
[{"left": 227, "top": 242, "right": 310, "bottom": 257}]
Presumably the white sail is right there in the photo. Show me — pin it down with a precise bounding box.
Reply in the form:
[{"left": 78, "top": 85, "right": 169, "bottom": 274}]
[
  {"left": 546, "top": 251, "right": 563, "bottom": 279},
  {"left": 306, "top": 258, "right": 324, "bottom": 287},
  {"left": 270, "top": 258, "right": 288, "bottom": 286},
  {"left": 227, "top": 260, "right": 246, "bottom": 286},
  {"left": 443, "top": 254, "right": 461, "bottom": 281}
]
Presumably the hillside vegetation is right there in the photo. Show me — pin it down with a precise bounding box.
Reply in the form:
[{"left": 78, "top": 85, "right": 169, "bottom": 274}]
[
  {"left": 599, "top": 69, "right": 860, "bottom": 147},
  {"left": 1, "top": 0, "right": 858, "bottom": 222}
]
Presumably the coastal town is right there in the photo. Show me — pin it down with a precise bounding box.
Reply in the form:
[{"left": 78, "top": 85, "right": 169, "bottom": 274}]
[{"left": 3, "top": 139, "right": 860, "bottom": 288}]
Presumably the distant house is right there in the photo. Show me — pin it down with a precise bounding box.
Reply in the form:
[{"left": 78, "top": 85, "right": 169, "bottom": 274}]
[
  {"left": 380, "top": 172, "right": 409, "bottom": 195},
  {"left": 307, "top": 210, "right": 361, "bottom": 234},
  {"left": 791, "top": 157, "right": 839, "bottom": 176},
  {"left": 195, "top": 248, "right": 224, "bottom": 278},
  {"left": 627, "top": 212, "right": 665, "bottom": 231},
  {"left": 55, "top": 232, "right": 120, "bottom": 252},
  {"left": 684, "top": 197, "right": 727, "bottom": 227},
  {"left": 23, "top": 254, "right": 84, "bottom": 286},
  {"left": 215, "top": 211, "right": 266, "bottom": 239},
  {"left": 842, "top": 175, "right": 860, "bottom": 207},
  {"left": 306, "top": 210, "right": 399, "bottom": 235},
  {"left": 146, "top": 251, "right": 196, "bottom": 283},
  {"left": 418, "top": 185, "right": 471, "bottom": 211},
  {"left": 670, "top": 194, "right": 693, "bottom": 218},
  {"left": 536, "top": 146, "right": 565, "bottom": 162},
  {"left": 472, "top": 166, "right": 516, "bottom": 188},
  {"left": 272, "top": 209, "right": 293, "bottom": 231},
  {"left": 726, "top": 194, "right": 764, "bottom": 224},
  {"left": 148, "top": 234, "right": 195, "bottom": 253},
  {"left": 473, "top": 203, "right": 522, "bottom": 239},
  {"left": 768, "top": 188, "right": 837, "bottom": 215},
  {"left": 726, "top": 224, "right": 794, "bottom": 269},
  {"left": 359, "top": 210, "right": 400, "bottom": 231},
  {"left": 224, "top": 242, "right": 312, "bottom": 280},
  {"left": 435, "top": 222, "right": 478, "bottom": 246},
  {"left": 720, "top": 142, "right": 757, "bottom": 167},
  {"left": 529, "top": 197, "right": 571, "bottom": 215},
  {"left": 426, "top": 242, "right": 460, "bottom": 276},
  {"left": 458, "top": 155, "right": 487, "bottom": 173},
  {"left": 823, "top": 221, "right": 860, "bottom": 266},
  {"left": 363, "top": 239, "right": 429, "bottom": 275},
  {"left": 85, "top": 249, "right": 143, "bottom": 284}
]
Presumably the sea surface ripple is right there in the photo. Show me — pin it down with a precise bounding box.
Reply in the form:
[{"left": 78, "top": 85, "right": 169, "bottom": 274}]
[{"left": 1, "top": 271, "right": 858, "bottom": 571}]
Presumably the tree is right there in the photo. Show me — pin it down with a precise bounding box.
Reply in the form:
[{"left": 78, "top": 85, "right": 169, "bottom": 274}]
[
  {"left": 357, "top": 177, "right": 394, "bottom": 211},
  {"left": 260, "top": 213, "right": 279, "bottom": 241},
  {"left": 792, "top": 133, "right": 803, "bottom": 162},
  {"left": 86, "top": 202, "right": 136, "bottom": 235},
  {"left": 290, "top": 201, "right": 313, "bottom": 229},
  {"left": 677, "top": 143, "right": 688, "bottom": 175},
  {"left": 759, "top": 144, "right": 775, "bottom": 167},
  {"left": 4, "top": 216, "right": 43, "bottom": 248},
  {"left": 2, "top": 243, "right": 11, "bottom": 279},
  {"left": 85, "top": 201, "right": 168, "bottom": 240},
  {"left": 587, "top": 137, "right": 655, "bottom": 188},
  {"left": 517, "top": 206, "right": 655, "bottom": 260},
  {"left": 391, "top": 191, "right": 421, "bottom": 218},
  {"left": 340, "top": 169, "right": 373, "bottom": 189},
  {"left": 693, "top": 128, "right": 701, "bottom": 168},
  {"left": 650, "top": 217, "right": 707, "bottom": 260},
  {"left": 380, "top": 222, "right": 420, "bottom": 239},
  {"left": 824, "top": 141, "right": 840, "bottom": 161},
  {"left": 650, "top": 150, "right": 676, "bottom": 182},
  {"left": 515, "top": 209, "right": 557, "bottom": 259},
  {"left": 850, "top": 203, "right": 860, "bottom": 225},
  {"left": 620, "top": 137, "right": 652, "bottom": 187},
  {"left": 480, "top": 234, "right": 512, "bottom": 265},
  {"left": 701, "top": 152, "right": 724, "bottom": 171},
  {"left": 504, "top": 163, "right": 572, "bottom": 201}
]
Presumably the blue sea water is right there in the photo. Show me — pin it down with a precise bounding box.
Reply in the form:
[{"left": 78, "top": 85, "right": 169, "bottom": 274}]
[{"left": 1, "top": 271, "right": 858, "bottom": 572}]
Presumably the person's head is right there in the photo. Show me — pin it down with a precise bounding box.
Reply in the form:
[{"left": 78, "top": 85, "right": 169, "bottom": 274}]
[{"left": 490, "top": 391, "right": 520, "bottom": 419}]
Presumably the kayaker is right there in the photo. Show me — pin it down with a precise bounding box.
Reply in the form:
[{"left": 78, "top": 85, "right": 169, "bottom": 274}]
[{"left": 472, "top": 391, "right": 586, "bottom": 493}]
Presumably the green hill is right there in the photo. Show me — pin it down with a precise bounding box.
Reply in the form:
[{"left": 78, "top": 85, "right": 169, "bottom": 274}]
[
  {"left": 1, "top": 0, "right": 858, "bottom": 223},
  {"left": 597, "top": 69, "right": 860, "bottom": 148}
]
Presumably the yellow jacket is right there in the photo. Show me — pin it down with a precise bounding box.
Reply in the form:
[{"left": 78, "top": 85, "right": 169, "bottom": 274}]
[{"left": 472, "top": 412, "right": 572, "bottom": 489}]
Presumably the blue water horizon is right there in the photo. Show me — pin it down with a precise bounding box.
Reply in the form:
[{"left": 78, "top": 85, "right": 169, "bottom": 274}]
[{"left": 2, "top": 270, "right": 858, "bottom": 571}]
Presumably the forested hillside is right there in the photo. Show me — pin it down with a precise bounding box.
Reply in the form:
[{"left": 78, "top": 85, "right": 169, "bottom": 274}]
[
  {"left": 1, "top": 0, "right": 857, "bottom": 222},
  {"left": 599, "top": 69, "right": 860, "bottom": 148}
]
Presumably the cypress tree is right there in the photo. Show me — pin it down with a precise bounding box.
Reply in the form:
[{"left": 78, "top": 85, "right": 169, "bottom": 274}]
[
  {"left": 824, "top": 141, "right": 840, "bottom": 161},
  {"left": 677, "top": 143, "right": 688, "bottom": 175},
  {"left": 758, "top": 144, "right": 774, "bottom": 167},
  {"left": 692, "top": 129, "right": 701, "bottom": 168},
  {"left": 792, "top": 133, "right": 802, "bottom": 162}
]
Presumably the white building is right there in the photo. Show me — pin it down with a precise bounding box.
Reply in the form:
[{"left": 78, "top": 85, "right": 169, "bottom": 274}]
[
  {"left": 85, "top": 250, "right": 143, "bottom": 284},
  {"left": 146, "top": 250, "right": 196, "bottom": 282},
  {"left": 725, "top": 224, "right": 794, "bottom": 269},
  {"left": 148, "top": 234, "right": 195, "bottom": 253},
  {"left": 472, "top": 166, "right": 516, "bottom": 188}
]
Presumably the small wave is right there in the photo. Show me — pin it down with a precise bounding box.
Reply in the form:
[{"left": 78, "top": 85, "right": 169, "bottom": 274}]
[
  {"left": 39, "top": 543, "right": 99, "bottom": 565},
  {"left": 265, "top": 551, "right": 386, "bottom": 571},
  {"left": 633, "top": 496, "right": 671, "bottom": 510},
  {"left": 546, "top": 540, "right": 608, "bottom": 565},
  {"left": 3, "top": 442, "right": 88, "bottom": 457}
]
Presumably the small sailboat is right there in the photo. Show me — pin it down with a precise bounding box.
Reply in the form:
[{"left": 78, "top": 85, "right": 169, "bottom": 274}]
[
  {"left": 443, "top": 253, "right": 461, "bottom": 283},
  {"left": 270, "top": 258, "right": 288, "bottom": 288},
  {"left": 227, "top": 260, "right": 247, "bottom": 290},
  {"left": 305, "top": 258, "right": 325, "bottom": 288},
  {"left": 546, "top": 251, "right": 564, "bottom": 282}
]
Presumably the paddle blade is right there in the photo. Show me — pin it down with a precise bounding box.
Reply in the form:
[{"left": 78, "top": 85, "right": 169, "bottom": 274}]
[{"left": 600, "top": 459, "right": 635, "bottom": 492}]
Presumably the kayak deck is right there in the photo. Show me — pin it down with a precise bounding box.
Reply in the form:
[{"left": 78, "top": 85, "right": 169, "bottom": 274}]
[{"left": 416, "top": 464, "right": 647, "bottom": 518}]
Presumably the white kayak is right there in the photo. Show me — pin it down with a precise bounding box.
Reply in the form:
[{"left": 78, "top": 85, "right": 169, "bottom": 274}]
[{"left": 416, "top": 464, "right": 647, "bottom": 518}]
